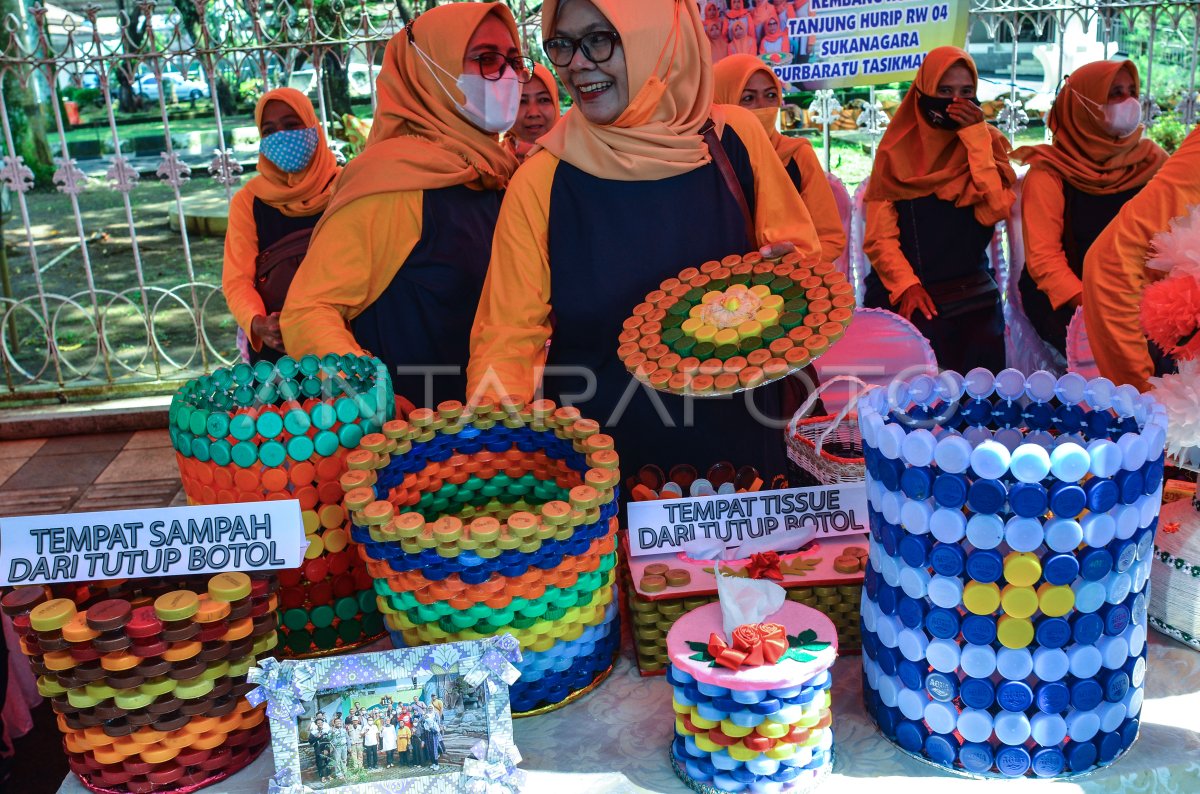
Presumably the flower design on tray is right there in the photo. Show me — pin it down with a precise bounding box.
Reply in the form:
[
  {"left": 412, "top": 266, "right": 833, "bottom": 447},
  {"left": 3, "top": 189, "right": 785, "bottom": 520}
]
[
  {"left": 703, "top": 554, "right": 822, "bottom": 579},
  {"left": 686, "top": 624, "right": 832, "bottom": 670}
]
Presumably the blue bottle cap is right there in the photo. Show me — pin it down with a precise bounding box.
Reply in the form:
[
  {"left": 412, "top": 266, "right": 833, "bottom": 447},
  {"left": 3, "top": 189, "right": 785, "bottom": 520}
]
[
  {"left": 1143, "top": 456, "right": 1165, "bottom": 494},
  {"left": 1080, "top": 548, "right": 1114, "bottom": 581},
  {"left": 968, "top": 478, "right": 1007, "bottom": 514},
  {"left": 878, "top": 584, "right": 900, "bottom": 616},
  {"left": 992, "top": 400, "right": 1023, "bottom": 429},
  {"left": 924, "top": 733, "right": 958, "bottom": 766},
  {"left": 878, "top": 457, "right": 903, "bottom": 492},
  {"left": 930, "top": 543, "right": 966, "bottom": 577},
  {"left": 1120, "top": 718, "right": 1139, "bottom": 748},
  {"left": 1070, "top": 678, "right": 1104, "bottom": 711},
  {"left": 876, "top": 704, "right": 900, "bottom": 738},
  {"left": 901, "top": 466, "right": 934, "bottom": 501},
  {"left": 1025, "top": 401, "right": 1055, "bottom": 431},
  {"left": 1114, "top": 540, "right": 1138, "bottom": 573},
  {"left": 1098, "top": 731, "right": 1123, "bottom": 763},
  {"left": 1115, "top": 469, "right": 1144, "bottom": 505},
  {"left": 1035, "top": 681, "right": 1070, "bottom": 714},
  {"left": 1103, "top": 669, "right": 1130, "bottom": 703},
  {"left": 1008, "top": 482, "right": 1049, "bottom": 518},
  {"left": 924, "top": 671, "right": 958, "bottom": 702},
  {"left": 898, "top": 659, "right": 924, "bottom": 691},
  {"left": 959, "top": 742, "right": 994, "bottom": 774},
  {"left": 932, "top": 473, "right": 969, "bottom": 508},
  {"left": 996, "top": 680, "right": 1034, "bottom": 712},
  {"left": 895, "top": 720, "right": 928, "bottom": 753},
  {"left": 962, "top": 614, "right": 997, "bottom": 646},
  {"left": 1065, "top": 740, "right": 1098, "bottom": 772},
  {"left": 877, "top": 646, "right": 900, "bottom": 676},
  {"left": 899, "top": 535, "right": 932, "bottom": 568},
  {"left": 996, "top": 746, "right": 1032, "bottom": 777},
  {"left": 1043, "top": 553, "right": 1081, "bottom": 586},
  {"left": 961, "top": 398, "right": 992, "bottom": 426},
  {"left": 864, "top": 566, "right": 881, "bottom": 600},
  {"left": 1101, "top": 603, "right": 1131, "bottom": 636},
  {"left": 959, "top": 677, "right": 996, "bottom": 710},
  {"left": 1036, "top": 617, "right": 1073, "bottom": 649},
  {"left": 880, "top": 522, "right": 902, "bottom": 557},
  {"left": 1085, "top": 478, "right": 1119, "bottom": 513},
  {"left": 898, "top": 597, "right": 927, "bottom": 629},
  {"left": 925, "top": 607, "right": 961, "bottom": 640},
  {"left": 1073, "top": 612, "right": 1104, "bottom": 645},
  {"left": 1049, "top": 482, "right": 1087, "bottom": 518},
  {"left": 965, "top": 549, "right": 1004, "bottom": 583},
  {"left": 1056, "top": 403, "right": 1085, "bottom": 433},
  {"left": 1031, "top": 747, "right": 1066, "bottom": 778}
]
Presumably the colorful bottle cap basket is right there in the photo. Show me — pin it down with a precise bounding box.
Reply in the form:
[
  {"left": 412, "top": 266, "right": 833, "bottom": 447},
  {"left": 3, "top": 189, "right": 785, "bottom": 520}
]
[
  {"left": 858, "top": 369, "right": 1165, "bottom": 778},
  {"left": 2, "top": 573, "right": 275, "bottom": 794},
  {"left": 617, "top": 251, "right": 853, "bottom": 396},
  {"left": 170, "top": 354, "right": 392, "bottom": 657},
  {"left": 341, "top": 397, "right": 621, "bottom": 715}
]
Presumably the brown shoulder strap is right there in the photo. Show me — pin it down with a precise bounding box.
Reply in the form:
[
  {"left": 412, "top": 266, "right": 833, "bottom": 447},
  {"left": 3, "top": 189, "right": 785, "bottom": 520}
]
[
  {"left": 255, "top": 227, "right": 315, "bottom": 277},
  {"left": 701, "top": 119, "right": 756, "bottom": 246}
]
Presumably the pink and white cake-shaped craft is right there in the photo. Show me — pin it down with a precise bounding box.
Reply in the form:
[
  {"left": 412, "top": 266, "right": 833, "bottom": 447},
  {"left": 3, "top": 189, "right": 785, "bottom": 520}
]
[{"left": 667, "top": 584, "right": 838, "bottom": 794}]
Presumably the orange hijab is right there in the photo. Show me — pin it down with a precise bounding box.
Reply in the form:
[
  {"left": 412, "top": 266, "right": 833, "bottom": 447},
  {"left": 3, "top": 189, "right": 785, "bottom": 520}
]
[
  {"left": 246, "top": 88, "right": 340, "bottom": 217},
  {"left": 505, "top": 64, "right": 561, "bottom": 161},
  {"left": 319, "top": 3, "right": 520, "bottom": 224},
  {"left": 538, "top": 0, "right": 717, "bottom": 182},
  {"left": 713, "top": 54, "right": 808, "bottom": 165},
  {"left": 864, "top": 46, "right": 1016, "bottom": 222},
  {"left": 1012, "top": 60, "right": 1166, "bottom": 194}
]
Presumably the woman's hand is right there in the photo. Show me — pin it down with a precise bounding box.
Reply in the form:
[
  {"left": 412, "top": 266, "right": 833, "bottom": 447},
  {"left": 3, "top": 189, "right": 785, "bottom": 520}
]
[
  {"left": 898, "top": 284, "right": 938, "bottom": 321},
  {"left": 759, "top": 241, "right": 796, "bottom": 260},
  {"left": 948, "top": 97, "right": 985, "bottom": 128},
  {"left": 252, "top": 312, "right": 286, "bottom": 352}
]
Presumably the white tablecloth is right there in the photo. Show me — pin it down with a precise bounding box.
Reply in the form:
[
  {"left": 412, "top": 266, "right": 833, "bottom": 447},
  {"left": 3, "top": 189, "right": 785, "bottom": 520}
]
[{"left": 60, "top": 634, "right": 1200, "bottom": 793}]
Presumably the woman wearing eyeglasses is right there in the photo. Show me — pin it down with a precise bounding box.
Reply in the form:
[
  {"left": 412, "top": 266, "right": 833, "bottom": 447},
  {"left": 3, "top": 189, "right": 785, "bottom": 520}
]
[
  {"left": 468, "top": 0, "right": 820, "bottom": 476},
  {"left": 281, "top": 2, "right": 529, "bottom": 407}
]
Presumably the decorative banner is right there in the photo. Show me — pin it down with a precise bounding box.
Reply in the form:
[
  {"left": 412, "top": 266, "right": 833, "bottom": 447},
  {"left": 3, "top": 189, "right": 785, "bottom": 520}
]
[
  {"left": 699, "top": 0, "right": 971, "bottom": 89},
  {"left": 627, "top": 483, "right": 869, "bottom": 557},
  {"left": 0, "top": 500, "right": 308, "bottom": 585}
]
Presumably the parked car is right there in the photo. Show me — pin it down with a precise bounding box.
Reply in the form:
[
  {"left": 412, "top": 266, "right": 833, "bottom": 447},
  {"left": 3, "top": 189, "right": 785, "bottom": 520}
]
[{"left": 135, "top": 73, "right": 210, "bottom": 101}]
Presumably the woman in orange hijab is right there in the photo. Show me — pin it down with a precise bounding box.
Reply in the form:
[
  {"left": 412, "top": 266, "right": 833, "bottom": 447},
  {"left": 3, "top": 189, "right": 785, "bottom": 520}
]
[
  {"left": 281, "top": 2, "right": 527, "bottom": 406},
  {"left": 222, "top": 87, "right": 340, "bottom": 363},
  {"left": 1012, "top": 59, "right": 1166, "bottom": 358},
  {"left": 468, "top": 0, "right": 821, "bottom": 477},
  {"left": 862, "top": 46, "right": 1016, "bottom": 374},
  {"left": 714, "top": 54, "right": 845, "bottom": 263},
  {"left": 503, "top": 64, "right": 561, "bottom": 164}
]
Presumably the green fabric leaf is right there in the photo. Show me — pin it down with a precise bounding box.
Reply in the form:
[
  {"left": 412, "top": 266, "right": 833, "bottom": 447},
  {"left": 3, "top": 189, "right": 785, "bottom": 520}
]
[{"left": 686, "top": 641, "right": 709, "bottom": 654}]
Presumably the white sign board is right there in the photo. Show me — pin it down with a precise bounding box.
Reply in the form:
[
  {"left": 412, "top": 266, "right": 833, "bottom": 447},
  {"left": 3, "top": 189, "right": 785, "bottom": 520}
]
[
  {"left": 0, "top": 500, "right": 309, "bottom": 585},
  {"left": 626, "top": 484, "right": 869, "bottom": 558}
]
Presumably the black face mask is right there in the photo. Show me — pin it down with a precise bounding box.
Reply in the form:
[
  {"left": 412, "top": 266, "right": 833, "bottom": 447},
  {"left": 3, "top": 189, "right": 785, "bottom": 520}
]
[{"left": 917, "top": 91, "right": 981, "bottom": 130}]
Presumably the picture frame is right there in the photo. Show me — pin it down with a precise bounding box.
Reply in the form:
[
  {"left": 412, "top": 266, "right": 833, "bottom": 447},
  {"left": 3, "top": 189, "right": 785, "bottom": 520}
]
[{"left": 248, "top": 634, "right": 525, "bottom": 793}]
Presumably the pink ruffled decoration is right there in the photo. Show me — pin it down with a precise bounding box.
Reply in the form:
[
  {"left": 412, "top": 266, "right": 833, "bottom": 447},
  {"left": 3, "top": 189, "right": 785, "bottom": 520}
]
[{"left": 1141, "top": 275, "right": 1200, "bottom": 361}]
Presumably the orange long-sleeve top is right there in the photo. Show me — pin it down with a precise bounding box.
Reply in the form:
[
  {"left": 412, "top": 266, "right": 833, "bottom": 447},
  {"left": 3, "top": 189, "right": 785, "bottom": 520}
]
[
  {"left": 467, "top": 109, "right": 822, "bottom": 402},
  {"left": 221, "top": 187, "right": 268, "bottom": 351},
  {"left": 1020, "top": 165, "right": 1085, "bottom": 310},
  {"left": 280, "top": 191, "right": 424, "bottom": 358},
  {"left": 785, "top": 141, "right": 847, "bottom": 265},
  {"left": 1083, "top": 126, "right": 1200, "bottom": 391},
  {"left": 863, "top": 123, "right": 1013, "bottom": 305}
]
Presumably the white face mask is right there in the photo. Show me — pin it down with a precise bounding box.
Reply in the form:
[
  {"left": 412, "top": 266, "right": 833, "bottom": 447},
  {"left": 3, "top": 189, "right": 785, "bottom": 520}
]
[
  {"left": 1103, "top": 96, "right": 1142, "bottom": 138},
  {"left": 413, "top": 43, "right": 521, "bottom": 133}
]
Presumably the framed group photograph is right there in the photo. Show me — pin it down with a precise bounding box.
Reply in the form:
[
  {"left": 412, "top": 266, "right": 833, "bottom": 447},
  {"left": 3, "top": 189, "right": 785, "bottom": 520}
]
[{"left": 256, "top": 635, "right": 523, "bottom": 793}]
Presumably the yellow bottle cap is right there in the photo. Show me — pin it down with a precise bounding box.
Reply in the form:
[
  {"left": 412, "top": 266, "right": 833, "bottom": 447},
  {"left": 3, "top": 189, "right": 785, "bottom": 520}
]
[
  {"left": 208, "top": 572, "right": 251, "bottom": 603},
  {"left": 737, "top": 320, "right": 763, "bottom": 340},
  {"left": 702, "top": 290, "right": 724, "bottom": 304},
  {"left": 1000, "top": 585, "right": 1039, "bottom": 619},
  {"left": 304, "top": 533, "right": 326, "bottom": 559},
  {"left": 749, "top": 284, "right": 771, "bottom": 298},
  {"left": 323, "top": 527, "right": 349, "bottom": 553},
  {"left": 713, "top": 328, "right": 739, "bottom": 346},
  {"left": 997, "top": 615, "right": 1034, "bottom": 649},
  {"left": 680, "top": 317, "right": 703, "bottom": 335},
  {"left": 695, "top": 325, "right": 718, "bottom": 343},
  {"left": 1004, "top": 552, "right": 1042, "bottom": 587},
  {"left": 754, "top": 309, "right": 779, "bottom": 326},
  {"left": 30, "top": 598, "right": 76, "bottom": 633},
  {"left": 155, "top": 590, "right": 200, "bottom": 622},
  {"left": 301, "top": 509, "right": 321, "bottom": 535},
  {"left": 1037, "top": 583, "right": 1075, "bottom": 617},
  {"left": 760, "top": 294, "right": 784, "bottom": 311},
  {"left": 963, "top": 582, "right": 1000, "bottom": 615}
]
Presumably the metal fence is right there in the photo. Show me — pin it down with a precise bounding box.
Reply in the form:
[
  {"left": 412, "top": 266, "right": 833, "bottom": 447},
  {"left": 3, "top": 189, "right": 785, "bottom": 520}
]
[{"left": 0, "top": 0, "right": 1196, "bottom": 402}]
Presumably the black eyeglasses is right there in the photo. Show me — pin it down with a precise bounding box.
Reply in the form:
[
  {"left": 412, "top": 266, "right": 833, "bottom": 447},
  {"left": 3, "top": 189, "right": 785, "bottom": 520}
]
[
  {"left": 542, "top": 31, "right": 621, "bottom": 67},
  {"left": 470, "top": 53, "right": 535, "bottom": 83}
]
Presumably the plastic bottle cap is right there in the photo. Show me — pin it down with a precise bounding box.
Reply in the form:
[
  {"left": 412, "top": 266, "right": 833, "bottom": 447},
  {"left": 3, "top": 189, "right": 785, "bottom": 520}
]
[
  {"left": 1049, "top": 442, "right": 1090, "bottom": 483},
  {"left": 933, "top": 436, "right": 973, "bottom": 474},
  {"left": 878, "top": 424, "right": 906, "bottom": 460},
  {"left": 966, "top": 514, "right": 1005, "bottom": 550},
  {"left": 962, "top": 615, "right": 997, "bottom": 646},
  {"left": 927, "top": 576, "right": 964, "bottom": 610},
  {"left": 1087, "top": 440, "right": 1122, "bottom": 478},
  {"left": 901, "top": 429, "right": 938, "bottom": 468},
  {"left": 1009, "top": 482, "right": 1048, "bottom": 518},
  {"left": 971, "top": 440, "right": 1011, "bottom": 480},
  {"left": 994, "top": 711, "right": 1032, "bottom": 745},
  {"left": 1105, "top": 572, "right": 1132, "bottom": 604},
  {"left": 900, "top": 500, "right": 934, "bottom": 534},
  {"left": 960, "top": 679, "right": 996, "bottom": 712},
  {"left": 964, "top": 368, "right": 996, "bottom": 399},
  {"left": 1083, "top": 514, "right": 1117, "bottom": 549},
  {"left": 1044, "top": 518, "right": 1083, "bottom": 554},
  {"left": 960, "top": 644, "right": 997, "bottom": 678},
  {"left": 1066, "top": 711, "right": 1101, "bottom": 745},
  {"left": 1025, "top": 370, "right": 1057, "bottom": 403},
  {"left": 963, "top": 582, "right": 1001, "bottom": 615},
  {"left": 959, "top": 740, "right": 994, "bottom": 771},
  {"left": 1005, "top": 518, "right": 1045, "bottom": 553},
  {"left": 924, "top": 700, "right": 958, "bottom": 735},
  {"left": 1010, "top": 444, "right": 1051, "bottom": 484},
  {"left": 1003, "top": 552, "right": 1042, "bottom": 587},
  {"left": 929, "top": 509, "right": 967, "bottom": 544},
  {"left": 1043, "top": 554, "right": 1080, "bottom": 586},
  {"left": 997, "top": 680, "right": 1033, "bottom": 712},
  {"left": 1080, "top": 548, "right": 1114, "bottom": 581},
  {"left": 995, "top": 647, "right": 1033, "bottom": 680},
  {"left": 925, "top": 608, "right": 960, "bottom": 640},
  {"left": 1068, "top": 645, "right": 1104, "bottom": 679},
  {"left": 930, "top": 544, "right": 966, "bottom": 577},
  {"left": 997, "top": 615, "right": 1034, "bottom": 649},
  {"left": 967, "top": 479, "right": 1007, "bottom": 516},
  {"left": 965, "top": 549, "right": 1004, "bottom": 583},
  {"left": 926, "top": 638, "right": 961, "bottom": 673},
  {"left": 1033, "top": 647, "right": 1070, "bottom": 681},
  {"left": 1038, "top": 587, "right": 1075, "bottom": 619}
]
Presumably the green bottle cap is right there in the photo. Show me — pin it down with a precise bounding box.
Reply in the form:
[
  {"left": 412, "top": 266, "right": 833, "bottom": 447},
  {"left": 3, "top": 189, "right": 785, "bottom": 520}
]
[
  {"left": 313, "top": 430, "right": 339, "bottom": 458},
  {"left": 314, "top": 626, "right": 339, "bottom": 649},
  {"left": 770, "top": 277, "right": 793, "bottom": 293},
  {"left": 660, "top": 313, "right": 684, "bottom": 331},
  {"left": 752, "top": 273, "right": 775, "bottom": 286},
  {"left": 232, "top": 363, "right": 254, "bottom": 386},
  {"left": 301, "top": 376, "right": 323, "bottom": 398},
  {"left": 335, "top": 597, "right": 359, "bottom": 621},
  {"left": 714, "top": 344, "right": 738, "bottom": 361},
  {"left": 668, "top": 301, "right": 691, "bottom": 317},
  {"left": 310, "top": 605, "right": 335, "bottom": 629},
  {"left": 255, "top": 383, "right": 277, "bottom": 405},
  {"left": 210, "top": 439, "right": 232, "bottom": 466},
  {"left": 176, "top": 433, "right": 193, "bottom": 457},
  {"left": 707, "top": 277, "right": 730, "bottom": 293},
  {"left": 311, "top": 403, "right": 336, "bottom": 430},
  {"left": 673, "top": 335, "right": 697, "bottom": 357},
  {"left": 259, "top": 440, "right": 286, "bottom": 468},
  {"left": 299, "top": 354, "right": 321, "bottom": 376},
  {"left": 233, "top": 384, "right": 255, "bottom": 407},
  {"left": 692, "top": 342, "right": 716, "bottom": 359},
  {"left": 285, "top": 628, "right": 312, "bottom": 654},
  {"left": 363, "top": 611, "right": 383, "bottom": 634},
  {"left": 229, "top": 413, "right": 257, "bottom": 442},
  {"left": 231, "top": 440, "right": 259, "bottom": 468},
  {"left": 278, "top": 379, "right": 300, "bottom": 402},
  {"left": 780, "top": 311, "right": 804, "bottom": 329},
  {"left": 284, "top": 409, "right": 311, "bottom": 436},
  {"left": 174, "top": 404, "right": 192, "bottom": 431},
  {"left": 187, "top": 410, "right": 208, "bottom": 437},
  {"left": 283, "top": 608, "right": 310, "bottom": 631},
  {"left": 338, "top": 618, "right": 363, "bottom": 642},
  {"left": 731, "top": 271, "right": 752, "bottom": 285},
  {"left": 661, "top": 327, "right": 684, "bottom": 346},
  {"left": 683, "top": 287, "right": 705, "bottom": 303},
  {"left": 253, "top": 360, "right": 275, "bottom": 383},
  {"left": 256, "top": 411, "right": 283, "bottom": 439},
  {"left": 287, "top": 435, "right": 314, "bottom": 463},
  {"left": 358, "top": 590, "right": 378, "bottom": 614},
  {"left": 191, "top": 437, "right": 211, "bottom": 463},
  {"left": 785, "top": 298, "right": 808, "bottom": 313},
  {"left": 276, "top": 356, "right": 299, "bottom": 379},
  {"left": 338, "top": 424, "right": 364, "bottom": 449},
  {"left": 334, "top": 397, "right": 360, "bottom": 424},
  {"left": 762, "top": 325, "right": 785, "bottom": 341},
  {"left": 739, "top": 336, "right": 762, "bottom": 354},
  {"left": 206, "top": 412, "right": 230, "bottom": 438}
]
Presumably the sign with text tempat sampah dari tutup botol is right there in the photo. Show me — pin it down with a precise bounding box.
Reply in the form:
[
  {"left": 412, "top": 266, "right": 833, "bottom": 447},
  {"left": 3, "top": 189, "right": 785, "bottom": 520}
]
[
  {"left": 700, "top": 0, "right": 971, "bottom": 90},
  {"left": 626, "top": 483, "right": 869, "bottom": 557},
  {"left": 0, "top": 500, "right": 308, "bottom": 585}
]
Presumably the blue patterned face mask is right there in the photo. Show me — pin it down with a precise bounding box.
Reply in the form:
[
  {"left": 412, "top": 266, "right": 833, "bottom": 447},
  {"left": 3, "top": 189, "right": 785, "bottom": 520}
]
[{"left": 260, "top": 126, "right": 319, "bottom": 173}]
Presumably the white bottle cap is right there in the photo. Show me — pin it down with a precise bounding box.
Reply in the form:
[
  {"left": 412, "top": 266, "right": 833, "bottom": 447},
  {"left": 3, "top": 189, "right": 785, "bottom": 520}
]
[
  {"left": 1082, "top": 513, "right": 1117, "bottom": 548},
  {"left": 868, "top": 479, "right": 887, "bottom": 512},
  {"left": 1128, "top": 623, "right": 1146, "bottom": 657},
  {"left": 925, "top": 638, "right": 962, "bottom": 673},
  {"left": 861, "top": 412, "right": 885, "bottom": 448},
  {"left": 861, "top": 598, "right": 879, "bottom": 633},
  {"left": 877, "top": 674, "right": 900, "bottom": 708},
  {"left": 900, "top": 499, "right": 933, "bottom": 535},
  {"left": 1032, "top": 647, "right": 1070, "bottom": 681},
  {"left": 966, "top": 514, "right": 1005, "bottom": 550},
  {"left": 934, "top": 370, "right": 965, "bottom": 404},
  {"left": 1050, "top": 442, "right": 1090, "bottom": 483},
  {"left": 1026, "top": 431, "right": 1056, "bottom": 450},
  {"left": 1065, "top": 710, "right": 1101, "bottom": 743},
  {"left": 1131, "top": 655, "right": 1147, "bottom": 688},
  {"left": 1098, "top": 700, "right": 1127, "bottom": 733},
  {"left": 994, "top": 428, "right": 1024, "bottom": 453},
  {"left": 899, "top": 566, "right": 931, "bottom": 600},
  {"left": 1125, "top": 687, "right": 1144, "bottom": 719},
  {"left": 1073, "top": 581, "right": 1107, "bottom": 614},
  {"left": 902, "top": 429, "right": 937, "bottom": 467},
  {"left": 964, "top": 426, "right": 993, "bottom": 448},
  {"left": 879, "top": 552, "right": 901, "bottom": 588},
  {"left": 1067, "top": 644, "right": 1103, "bottom": 679},
  {"left": 1112, "top": 384, "right": 1140, "bottom": 418},
  {"left": 960, "top": 644, "right": 997, "bottom": 678},
  {"left": 878, "top": 423, "right": 906, "bottom": 460},
  {"left": 1055, "top": 372, "right": 1087, "bottom": 405},
  {"left": 717, "top": 482, "right": 736, "bottom": 494},
  {"left": 1044, "top": 518, "right": 1083, "bottom": 553},
  {"left": 1030, "top": 713, "right": 1068, "bottom": 747},
  {"left": 1086, "top": 377, "right": 1116, "bottom": 411},
  {"left": 899, "top": 627, "right": 931, "bottom": 662},
  {"left": 957, "top": 708, "right": 994, "bottom": 744},
  {"left": 971, "top": 440, "right": 1011, "bottom": 480},
  {"left": 964, "top": 367, "right": 997, "bottom": 399},
  {"left": 876, "top": 614, "right": 901, "bottom": 649},
  {"left": 924, "top": 700, "right": 958, "bottom": 735},
  {"left": 1139, "top": 494, "right": 1159, "bottom": 530},
  {"left": 882, "top": 490, "right": 903, "bottom": 526},
  {"left": 1105, "top": 572, "right": 1132, "bottom": 605},
  {"left": 996, "top": 647, "right": 1034, "bottom": 680},
  {"left": 1141, "top": 422, "right": 1166, "bottom": 458},
  {"left": 994, "top": 711, "right": 1032, "bottom": 745},
  {"left": 930, "top": 508, "right": 967, "bottom": 544},
  {"left": 1087, "top": 439, "right": 1122, "bottom": 479},
  {"left": 1026, "top": 370, "right": 1058, "bottom": 403},
  {"left": 897, "top": 687, "right": 926, "bottom": 721},
  {"left": 1117, "top": 432, "right": 1148, "bottom": 472},
  {"left": 908, "top": 375, "right": 937, "bottom": 406},
  {"left": 995, "top": 368, "right": 1027, "bottom": 401},
  {"left": 934, "top": 435, "right": 974, "bottom": 473},
  {"left": 1098, "top": 635, "right": 1130, "bottom": 670},
  {"left": 927, "top": 575, "right": 965, "bottom": 610},
  {"left": 1115, "top": 505, "right": 1140, "bottom": 540},
  {"left": 1005, "top": 517, "right": 1046, "bottom": 553}
]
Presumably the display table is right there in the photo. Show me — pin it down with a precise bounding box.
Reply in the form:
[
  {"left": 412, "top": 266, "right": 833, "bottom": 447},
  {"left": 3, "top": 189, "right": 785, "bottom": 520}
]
[{"left": 58, "top": 634, "right": 1200, "bottom": 793}]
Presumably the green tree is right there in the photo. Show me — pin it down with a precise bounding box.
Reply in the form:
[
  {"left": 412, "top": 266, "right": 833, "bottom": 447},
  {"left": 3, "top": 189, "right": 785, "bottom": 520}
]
[{"left": 0, "top": 0, "right": 54, "bottom": 184}]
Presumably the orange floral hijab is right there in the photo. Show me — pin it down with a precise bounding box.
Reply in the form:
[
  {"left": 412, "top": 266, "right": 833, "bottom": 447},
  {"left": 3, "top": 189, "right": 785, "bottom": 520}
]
[
  {"left": 246, "top": 88, "right": 340, "bottom": 217},
  {"left": 1012, "top": 60, "right": 1166, "bottom": 194},
  {"left": 712, "top": 54, "right": 808, "bottom": 165},
  {"left": 864, "top": 46, "right": 1016, "bottom": 222},
  {"left": 537, "top": 0, "right": 718, "bottom": 182},
  {"left": 319, "top": 2, "right": 520, "bottom": 224}
]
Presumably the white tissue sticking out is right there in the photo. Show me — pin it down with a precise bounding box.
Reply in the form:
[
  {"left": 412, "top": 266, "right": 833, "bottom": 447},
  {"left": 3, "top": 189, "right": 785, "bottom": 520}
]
[{"left": 715, "top": 570, "right": 787, "bottom": 641}]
